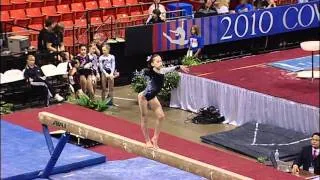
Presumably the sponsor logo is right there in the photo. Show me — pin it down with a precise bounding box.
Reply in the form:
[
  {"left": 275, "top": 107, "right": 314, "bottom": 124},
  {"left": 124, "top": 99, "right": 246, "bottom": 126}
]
[{"left": 52, "top": 121, "right": 66, "bottom": 129}]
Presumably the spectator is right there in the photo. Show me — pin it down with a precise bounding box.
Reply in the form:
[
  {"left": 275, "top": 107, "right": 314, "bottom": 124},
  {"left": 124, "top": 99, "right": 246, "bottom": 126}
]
[
  {"left": 90, "top": 42, "right": 101, "bottom": 56},
  {"left": 195, "top": 0, "right": 218, "bottom": 17},
  {"left": 38, "top": 19, "right": 56, "bottom": 64},
  {"left": 229, "top": 0, "right": 239, "bottom": 11},
  {"left": 215, "top": 0, "right": 230, "bottom": 14},
  {"left": 297, "top": 0, "right": 308, "bottom": 3},
  {"left": 292, "top": 132, "right": 320, "bottom": 175},
  {"left": 267, "top": 0, "right": 277, "bottom": 8},
  {"left": 254, "top": 0, "right": 276, "bottom": 9},
  {"left": 148, "top": 0, "right": 166, "bottom": 21},
  {"left": 146, "top": 9, "right": 165, "bottom": 25},
  {"left": 51, "top": 23, "right": 72, "bottom": 62},
  {"left": 24, "top": 55, "right": 64, "bottom": 106},
  {"left": 46, "top": 26, "right": 59, "bottom": 53},
  {"left": 92, "top": 33, "right": 104, "bottom": 55},
  {"left": 38, "top": 19, "right": 55, "bottom": 52},
  {"left": 235, "top": 0, "right": 254, "bottom": 13},
  {"left": 187, "top": 25, "right": 204, "bottom": 58}
]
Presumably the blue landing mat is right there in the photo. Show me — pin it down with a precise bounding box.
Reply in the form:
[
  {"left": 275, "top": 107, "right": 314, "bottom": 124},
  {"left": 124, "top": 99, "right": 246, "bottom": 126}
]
[
  {"left": 269, "top": 55, "right": 320, "bottom": 72},
  {"left": 44, "top": 157, "right": 203, "bottom": 180},
  {"left": 1, "top": 120, "right": 106, "bottom": 180}
]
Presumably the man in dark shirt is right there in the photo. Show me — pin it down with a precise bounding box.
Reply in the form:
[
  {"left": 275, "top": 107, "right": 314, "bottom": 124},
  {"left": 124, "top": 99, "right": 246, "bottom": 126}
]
[
  {"left": 38, "top": 19, "right": 55, "bottom": 52},
  {"left": 37, "top": 19, "right": 56, "bottom": 64}
]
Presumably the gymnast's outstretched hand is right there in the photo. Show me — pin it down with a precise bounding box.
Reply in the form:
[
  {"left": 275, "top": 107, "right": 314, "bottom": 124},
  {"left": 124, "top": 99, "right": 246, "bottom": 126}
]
[{"left": 180, "top": 65, "right": 190, "bottom": 73}]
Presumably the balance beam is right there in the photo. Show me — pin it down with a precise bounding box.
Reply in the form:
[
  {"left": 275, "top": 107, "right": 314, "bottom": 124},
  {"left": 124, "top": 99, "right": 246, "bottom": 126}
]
[{"left": 39, "top": 112, "right": 252, "bottom": 180}]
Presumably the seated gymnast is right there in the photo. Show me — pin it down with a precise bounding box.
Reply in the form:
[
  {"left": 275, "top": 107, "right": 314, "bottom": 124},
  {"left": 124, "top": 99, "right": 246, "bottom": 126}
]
[
  {"left": 138, "top": 54, "right": 189, "bottom": 149},
  {"left": 67, "top": 58, "right": 88, "bottom": 98},
  {"left": 76, "top": 45, "right": 95, "bottom": 98},
  {"left": 23, "top": 55, "right": 64, "bottom": 106}
]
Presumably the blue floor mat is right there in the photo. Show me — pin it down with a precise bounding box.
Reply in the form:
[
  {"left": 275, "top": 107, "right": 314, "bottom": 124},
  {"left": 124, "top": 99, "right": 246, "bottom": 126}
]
[
  {"left": 269, "top": 55, "right": 320, "bottom": 72},
  {"left": 43, "top": 157, "right": 203, "bottom": 180},
  {"left": 1, "top": 120, "right": 106, "bottom": 180}
]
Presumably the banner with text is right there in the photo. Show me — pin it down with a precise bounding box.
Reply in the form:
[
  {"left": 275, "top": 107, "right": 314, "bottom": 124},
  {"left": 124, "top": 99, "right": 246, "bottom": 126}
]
[{"left": 152, "top": 1, "right": 320, "bottom": 52}]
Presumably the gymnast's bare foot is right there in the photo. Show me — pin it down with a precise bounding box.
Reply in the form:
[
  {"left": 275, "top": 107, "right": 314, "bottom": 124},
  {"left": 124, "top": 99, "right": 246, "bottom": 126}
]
[
  {"left": 151, "top": 137, "right": 159, "bottom": 149},
  {"left": 145, "top": 141, "right": 153, "bottom": 148}
]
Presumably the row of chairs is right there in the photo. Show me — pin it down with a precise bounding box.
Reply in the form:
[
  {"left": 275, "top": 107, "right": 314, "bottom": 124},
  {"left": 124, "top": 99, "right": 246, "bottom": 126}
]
[
  {"left": 0, "top": 62, "right": 69, "bottom": 108},
  {"left": 1, "top": 1, "right": 150, "bottom": 43},
  {"left": 1, "top": 0, "right": 147, "bottom": 31},
  {"left": 0, "top": 0, "right": 147, "bottom": 10},
  {"left": 0, "top": 62, "right": 69, "bottom": 84},
  {"left": 2, "top": 10, "right": 147, "bottom": 49}
]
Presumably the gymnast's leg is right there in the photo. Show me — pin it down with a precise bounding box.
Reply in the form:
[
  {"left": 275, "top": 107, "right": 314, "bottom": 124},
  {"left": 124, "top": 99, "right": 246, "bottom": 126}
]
[
  {"left": 138, "top": 92, "right": 153, "bottom": 148},
  {"left": 86, "top": 75, "right": 95, "bottom": 99},
  {"left": 149, "top": 96, "right": 165, "bottom": 149},
  {"left": 101, "top": 74, "right": 107, "bottom": 100},
  {"left": 79, "top": 75, "right": 87, "bottom": 94}
]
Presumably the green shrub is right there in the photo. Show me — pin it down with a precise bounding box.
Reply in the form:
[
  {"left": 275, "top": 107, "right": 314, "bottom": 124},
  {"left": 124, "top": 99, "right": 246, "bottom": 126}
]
[
  {"left": 0, "top": 101, "right": 13, "bottom": 114},
  {"left": 158, "top": 72, "right": 180, "bottom": 102},
  {"left": 95, "top": 99, "right": 109, "bottom": 112},
  {"left": 131, "top": 70, "right": 180, "bottom": 102},
  {"left": 76, "top": 95, "right": 90, "bottom": 107},
  {"left": 131, "top": 70, "right": 147, "bottom": 93},
  {"left": 182, "top": 56, "right": 201, "bottom": 66},
  {"left": 257, "top": 156, "right": 268, "bottom": 163},
  {"left": 75, "top": 96, "right": 109, "bottom": 112}
]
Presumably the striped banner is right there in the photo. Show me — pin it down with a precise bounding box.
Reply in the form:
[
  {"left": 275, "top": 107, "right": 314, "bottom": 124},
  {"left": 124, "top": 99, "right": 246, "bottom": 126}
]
[{"left": 152, "top": 16, "right": 219, "bottom": 52}]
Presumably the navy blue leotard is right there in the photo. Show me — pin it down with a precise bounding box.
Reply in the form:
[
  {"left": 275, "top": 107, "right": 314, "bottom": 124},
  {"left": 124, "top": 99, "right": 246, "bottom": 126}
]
[{"left": 143, "top": 66, "right": 180, "bottom": 101}]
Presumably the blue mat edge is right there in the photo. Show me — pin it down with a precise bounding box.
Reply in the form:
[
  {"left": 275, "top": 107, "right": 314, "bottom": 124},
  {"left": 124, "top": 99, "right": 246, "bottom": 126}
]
[
  {"left": 1, "top": 120, "right": 106, "bottom": 180},
  {"left": 268, "top": 55, "right": 320, "bottom": 72},
  {"left": 3, "top": 157, "right": 106, "bottom": 180}
]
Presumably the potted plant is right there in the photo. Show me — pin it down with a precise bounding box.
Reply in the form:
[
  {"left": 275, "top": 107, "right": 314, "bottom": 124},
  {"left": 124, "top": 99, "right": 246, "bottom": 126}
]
[
  {"left": 0, "top": 101, "right": 13, "bottom": 114},
  {"left": 71, "top": 95, "right": 109, "bottom": 112},
  {"left": 131, "top": 70, "right": 147, "bottom": 95},
  {"left": 257, "top": 156, "right": 268, "bottom": 164},
  {"left": 131, "top": 70, "right": 180, "bottom": 106},
  {"left": 182, "top": 55, "right": 201, "bottom": 66}
]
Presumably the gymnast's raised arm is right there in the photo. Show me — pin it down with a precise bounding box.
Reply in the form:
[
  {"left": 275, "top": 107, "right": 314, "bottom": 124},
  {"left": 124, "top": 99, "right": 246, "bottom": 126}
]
[{"left": 160, "top": 65, "right": 189, "bottom": 74}]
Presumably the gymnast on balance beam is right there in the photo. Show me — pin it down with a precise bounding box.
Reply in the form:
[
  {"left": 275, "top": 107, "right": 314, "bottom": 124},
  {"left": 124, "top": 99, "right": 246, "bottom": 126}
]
[{"left": 137, "top": 54, "right": 189, "bottom": 149}]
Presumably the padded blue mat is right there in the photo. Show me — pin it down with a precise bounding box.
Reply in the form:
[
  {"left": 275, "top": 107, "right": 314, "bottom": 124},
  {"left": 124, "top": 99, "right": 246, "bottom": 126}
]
[
  {"left": 269, "top": 55, "right": 320, "bottom": 72},
  {"left": 43, "top": 157, "right": 203, "bottom": 180},
  {"left": 1, "top": 120, "right": 106, "bottom": 180}
]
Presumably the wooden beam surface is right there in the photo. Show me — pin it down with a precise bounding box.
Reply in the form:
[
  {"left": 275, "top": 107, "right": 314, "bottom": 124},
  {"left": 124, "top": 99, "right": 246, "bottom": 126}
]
[{"left": 38, "top": 112, "right": 252, "bottom": 180}]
